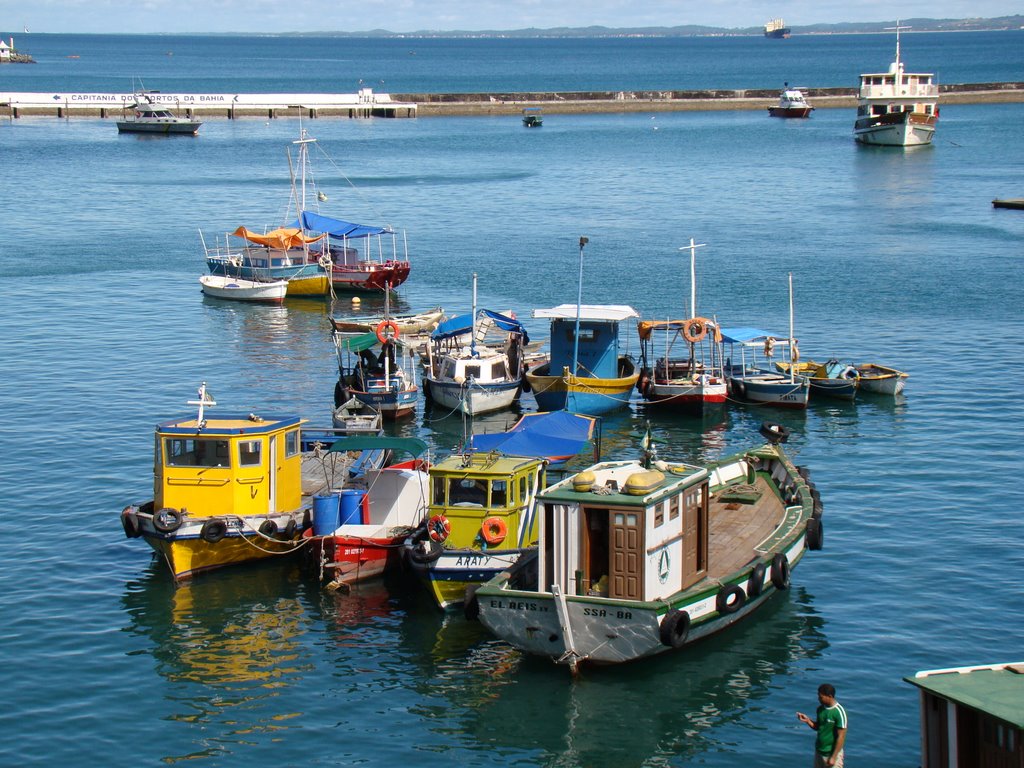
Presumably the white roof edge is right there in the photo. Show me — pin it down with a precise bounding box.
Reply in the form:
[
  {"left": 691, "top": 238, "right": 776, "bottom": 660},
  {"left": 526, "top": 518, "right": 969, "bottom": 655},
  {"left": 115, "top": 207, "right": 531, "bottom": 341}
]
[
  {"left": 914, "top": 661, "right": 1024, "bottom": 678},
  {"left": 532, "top": 304, "right": 640, "bottom": 321}
]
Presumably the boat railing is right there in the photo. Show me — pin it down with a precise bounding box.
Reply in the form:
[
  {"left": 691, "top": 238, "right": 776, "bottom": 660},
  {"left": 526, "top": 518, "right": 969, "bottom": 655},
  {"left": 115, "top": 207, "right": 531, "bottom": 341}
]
[{"left": 859, "top": 82, "right": 938, "bottom": 99}]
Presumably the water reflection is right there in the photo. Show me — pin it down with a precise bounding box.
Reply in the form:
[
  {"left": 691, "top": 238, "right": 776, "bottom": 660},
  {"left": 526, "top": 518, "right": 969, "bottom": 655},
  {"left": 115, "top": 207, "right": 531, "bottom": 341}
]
[
  {"left": 398, "top": 589, "right": 827, "bottom": 767},
  {"left": 121, "top": 561, "right": 313, "bottom": 762}
]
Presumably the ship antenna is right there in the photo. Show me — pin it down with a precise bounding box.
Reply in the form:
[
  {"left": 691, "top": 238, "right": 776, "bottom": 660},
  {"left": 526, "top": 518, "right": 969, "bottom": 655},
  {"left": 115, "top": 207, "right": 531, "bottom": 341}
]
[
  {"left": 187, "top": 381, "right": 217, "bottom": 430},
  {"left": 886, "top": 20, "right": 910, "bottom": 73}
]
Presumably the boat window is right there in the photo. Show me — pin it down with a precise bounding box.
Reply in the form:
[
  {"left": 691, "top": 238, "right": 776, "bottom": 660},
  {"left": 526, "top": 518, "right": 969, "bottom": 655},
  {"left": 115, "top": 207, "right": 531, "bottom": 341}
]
[
  {"left": 165, "top": 437, "right": 231, "bottom": 468},
  {"left": 449, "top": 477, "right": 487, "bottom": 507},
  {"left": 238, "top": 439, "right": 262, "bottom": 467},
  {"left": 614, "top": 512, "right": 625, "bottom": 526},
  {"left": 669, "top": 493, "right": 680, "bottom": 520},
  {"left": 432, "top": 477, "right": 446, "bottom": 506},
  {"left": 492, "top": 480, "right": 507, "bottom": 507},
  {"left": 285, "top": 429, "right": 299, "bottom": 457},
  {"left": 627, "top": 514, "right": 638, "bottom": 527},
  {"left": 492, "top": 360, "right": 508, "bottom": 378},
  {"left": 654, "top": 501, "right": 664, "bottom": 527},
  {"left": 441, "top": 360, "right": 456, "bottom": 379},
  {"left": 464, "top": 364, "right": 482, "bottom": 380},
  {"left": 566, "top": 328, "right": 596, "bottom": 342}
]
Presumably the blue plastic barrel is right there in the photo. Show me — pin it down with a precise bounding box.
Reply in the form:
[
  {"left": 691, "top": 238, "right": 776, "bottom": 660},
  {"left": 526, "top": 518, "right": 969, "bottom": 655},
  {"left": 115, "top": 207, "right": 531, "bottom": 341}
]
[
  {"left": 312, "top": 494, "right": 341, "bottom": 536},
  {"left": 339, "top": 488, "right": 367, "bottom": 526}
]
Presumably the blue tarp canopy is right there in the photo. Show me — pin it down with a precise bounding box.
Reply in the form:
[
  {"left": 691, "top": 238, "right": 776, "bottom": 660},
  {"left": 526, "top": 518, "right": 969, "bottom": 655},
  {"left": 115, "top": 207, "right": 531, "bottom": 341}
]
[
  {"left": 432, "top": 309, "right": 529, "bottom": 344},
  {"left": 719, "top": 327, "right": 779, "bottom": 344},
  {"left": 467, "top": 411, "right": 596, "bottom": 464},
  {"left": 293, "top": 211, "right": 391, "bottom": 239}
]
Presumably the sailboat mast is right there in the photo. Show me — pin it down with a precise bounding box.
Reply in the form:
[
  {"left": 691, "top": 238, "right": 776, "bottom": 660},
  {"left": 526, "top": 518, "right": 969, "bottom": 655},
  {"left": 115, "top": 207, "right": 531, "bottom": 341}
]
[
  {"left": 573, "top": 237, "right": 588, "bottom": 375},
  {"left": 788, "top": 272, "right": 795, "bottom": 384},
  {"left": 470, "top": 272, "right": 478, "bottom": 356}
]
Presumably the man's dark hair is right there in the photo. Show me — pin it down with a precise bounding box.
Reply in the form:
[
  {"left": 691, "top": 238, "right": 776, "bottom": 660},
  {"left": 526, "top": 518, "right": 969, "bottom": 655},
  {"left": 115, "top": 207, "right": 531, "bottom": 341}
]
[{"left": 818, "top": 684, "right": 836, "bottom": 697}]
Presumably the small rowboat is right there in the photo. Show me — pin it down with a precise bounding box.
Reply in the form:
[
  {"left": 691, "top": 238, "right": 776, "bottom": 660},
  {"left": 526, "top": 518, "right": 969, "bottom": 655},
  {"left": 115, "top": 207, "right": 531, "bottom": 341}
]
[
  {"left": 199, "top": 274, "right": 288, "bottom": 303},
  {"left": 329, "top": 308, "right": 444, "bottom": 335},
  {"left": 854, "top": 363, "right": 908, "bottom": 395}
]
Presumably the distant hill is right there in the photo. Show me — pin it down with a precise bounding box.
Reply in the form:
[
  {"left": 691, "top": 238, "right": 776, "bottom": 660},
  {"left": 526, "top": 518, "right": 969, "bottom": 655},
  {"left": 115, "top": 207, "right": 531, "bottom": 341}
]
[{"left": 295, "top": 16, "right": 1024, "bottom": 38}]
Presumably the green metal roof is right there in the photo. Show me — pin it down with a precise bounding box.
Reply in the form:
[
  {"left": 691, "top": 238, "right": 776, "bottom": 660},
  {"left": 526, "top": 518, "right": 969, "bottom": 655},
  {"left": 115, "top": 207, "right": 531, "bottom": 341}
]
[
  {"left": 904, "top": 662, "right": 1024, "bottom": 729},
  {"left": 334, "top": 331, "right": 381, "bottom": 353},
  {"left": 326, "top": 435, "right": 428, "bottom": 457}
]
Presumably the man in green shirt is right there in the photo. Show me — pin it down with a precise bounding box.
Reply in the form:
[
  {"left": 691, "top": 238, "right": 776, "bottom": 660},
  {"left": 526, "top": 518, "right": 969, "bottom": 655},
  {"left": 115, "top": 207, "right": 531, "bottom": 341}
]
[{"left": 797, "top": 683, "right": 848, "bottom": 766}]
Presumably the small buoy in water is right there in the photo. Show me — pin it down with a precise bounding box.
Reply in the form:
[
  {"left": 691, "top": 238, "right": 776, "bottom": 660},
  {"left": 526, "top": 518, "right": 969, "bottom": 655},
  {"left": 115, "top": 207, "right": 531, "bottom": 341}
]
[
  {"left": 317, "top": 191, "right": 328, "bottom": 202},
  {"left": 352, "top": 296, "right": 361, "bottom": 305}
]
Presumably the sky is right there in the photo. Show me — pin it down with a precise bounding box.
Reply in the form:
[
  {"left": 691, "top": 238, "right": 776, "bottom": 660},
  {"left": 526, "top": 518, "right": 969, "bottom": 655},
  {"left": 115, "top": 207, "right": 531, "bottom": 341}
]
[{"left": 6, "top": 1, "right": 1020, "bottom": 35}]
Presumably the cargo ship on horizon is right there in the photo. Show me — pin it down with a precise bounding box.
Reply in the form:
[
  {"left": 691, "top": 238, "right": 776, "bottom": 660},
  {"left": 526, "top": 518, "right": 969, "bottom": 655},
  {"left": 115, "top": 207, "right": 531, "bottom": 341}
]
[{"left": 764, "top": 18, "right": 791, "bottom": 38}]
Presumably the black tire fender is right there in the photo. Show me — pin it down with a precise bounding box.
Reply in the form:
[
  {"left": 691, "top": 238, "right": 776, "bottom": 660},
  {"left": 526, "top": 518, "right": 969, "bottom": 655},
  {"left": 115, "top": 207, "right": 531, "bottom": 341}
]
[
  {"left": 770, "top": 553, "right": 791, "bottom": 590},
  {"left": 259, "top": 519, "right": 278, "bottom": 537},
  {"left": 716, "top": 584, "right": 747, "bottom": 615},
  {"left": 200, "top": 519, "right": 227, "bottom": 543},
  {"left": 659, "top": 609, "right": 691, "bottom": 649},
  {"left": 121, "top": 507, "right": 141, "bottom": 539},
  {"left": 806, "top": 517, "right": 824, "bottom": 551},
  {"left": 152, "top": 507, "right": 183, "bottom": 534},
  {"left": 747, "top": 561, "right": 767, "bottom": 597},
  {"left": 409, "top": 539, "right": 443, "bottom": 565},
  {"left": 283, "top": 519, "right": 298, "bottom": 539}
]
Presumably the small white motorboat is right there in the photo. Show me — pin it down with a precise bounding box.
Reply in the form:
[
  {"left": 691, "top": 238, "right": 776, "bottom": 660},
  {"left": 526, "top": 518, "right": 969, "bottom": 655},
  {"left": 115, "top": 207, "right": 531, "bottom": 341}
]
[{"left": 199, "top": 274, "right": 288, "bottom": 303}]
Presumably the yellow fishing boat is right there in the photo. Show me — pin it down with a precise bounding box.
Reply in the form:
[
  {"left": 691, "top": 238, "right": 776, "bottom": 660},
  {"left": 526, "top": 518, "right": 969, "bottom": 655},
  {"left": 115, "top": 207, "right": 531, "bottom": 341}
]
[
  {"left": 120, "top": 383, "right": 366, "bottom": 580},
  {"left": 403, "top": 452, "right": 547, "bottom": 613}
]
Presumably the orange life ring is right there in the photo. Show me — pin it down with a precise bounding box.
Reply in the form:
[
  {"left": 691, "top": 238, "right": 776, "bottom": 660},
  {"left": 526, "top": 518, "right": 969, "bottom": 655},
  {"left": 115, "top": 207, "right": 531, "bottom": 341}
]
[
  {"left": 683, "top": 317, "right": 710, "bottom": 343},
  {"left": 481, "top": 516, "right": 507, "bottom": 546},
  {"left": 427, "top": 514, "right": 451, "bottom": 543},
  {"left": 375, "top": 319, "right": 400, "bottom": 344}
]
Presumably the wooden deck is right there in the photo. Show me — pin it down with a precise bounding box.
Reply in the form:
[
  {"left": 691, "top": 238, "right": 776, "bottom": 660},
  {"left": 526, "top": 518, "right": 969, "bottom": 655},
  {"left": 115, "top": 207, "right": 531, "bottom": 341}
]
[{"left": 707, "top": 476, "right": 784, "bottom": 580}]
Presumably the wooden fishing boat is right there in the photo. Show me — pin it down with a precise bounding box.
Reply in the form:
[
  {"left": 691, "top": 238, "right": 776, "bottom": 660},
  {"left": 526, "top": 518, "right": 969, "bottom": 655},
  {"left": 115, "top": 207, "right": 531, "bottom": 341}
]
[
  {"left": 333, "top": 327, "right": 418, "bottom": 420},
  {"left": 526, "top": 304, "right": 639, "bottom": 415},
  {"left": 118, "top": 383, "right": 387, "bottom": 581},
  {"left": 331, "top": 396, "right": 383, "bottom": 435},
  {"left": 202, "top": 129, "right": 412, "bottom": 296},
  {"left": 305, "top": 436, "right": 430, "bottom": 588},
  {"left": 403, "top": 452, "right": 547, "bottom": 611},
  {"left": 423, "top": 275, "right": 529, "bottom": 416},
  {"left": 329, "top": 308, "right": 444, "bottom": 334},
  {"left": 475, "top": 422, "right": 824, "bottom": 671},
  {"left": 767, "top": 85, "right": 813, "bottom": 118},
  {"left": 637, "top": 240, "right": 728, "bottom": 412},
  {"left": 854, "top": 23, "right": 938, "bottom": 147},
  {"left": 722, "top": 274, "right": 809, "bottom": 409},
  {"left": 854, "top": 363, "right": 908, "bottom": 395},
  {"left": 198, "top": 274, "right": 288, "bottom": 303},
  {"left": 777, "top": 359, "right": 860, "bottom": 400}
]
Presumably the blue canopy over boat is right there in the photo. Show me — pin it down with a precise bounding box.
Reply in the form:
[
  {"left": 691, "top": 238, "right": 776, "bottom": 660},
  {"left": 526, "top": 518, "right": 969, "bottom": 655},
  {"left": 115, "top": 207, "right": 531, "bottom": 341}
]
[
  {"left": 432, "top": 310, "right": 530, "bottom": 345},
  {"left": 719, "top": 327, "right": 781, "bottom": 344},
  {"left": 293, "top": 211, "right": 392, "bottom": 239},
  {"left": 467, "top": 411, "right": 596, "bottom": 465}
]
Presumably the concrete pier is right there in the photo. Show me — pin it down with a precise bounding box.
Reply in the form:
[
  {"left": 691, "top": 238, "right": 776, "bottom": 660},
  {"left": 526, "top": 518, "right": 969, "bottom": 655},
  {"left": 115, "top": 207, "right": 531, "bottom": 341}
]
[
  {"left": 0, "top": 88, "right": 417, "bottom": 119},
  {"left": 2, "top": 83, "right": 1021, "bottom": 120}
]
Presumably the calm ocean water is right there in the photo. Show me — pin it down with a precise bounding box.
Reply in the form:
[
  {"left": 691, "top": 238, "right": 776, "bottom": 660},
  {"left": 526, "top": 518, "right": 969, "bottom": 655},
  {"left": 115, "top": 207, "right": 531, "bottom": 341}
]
[{"left": 1, "top": 32, "right": 1023, "bottom": 767}]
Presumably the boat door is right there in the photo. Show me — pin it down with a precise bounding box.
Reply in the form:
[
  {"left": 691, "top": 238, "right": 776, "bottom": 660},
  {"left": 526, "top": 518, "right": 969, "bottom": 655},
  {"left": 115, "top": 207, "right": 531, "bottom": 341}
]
[
  {"left": 268, "top": 434, "right": 277, "bottom": 514},
  {"left": 583, "top": 506, "right": 642, "bottom": 599}
]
